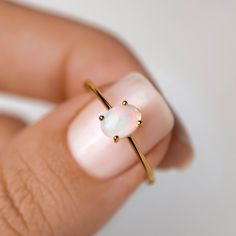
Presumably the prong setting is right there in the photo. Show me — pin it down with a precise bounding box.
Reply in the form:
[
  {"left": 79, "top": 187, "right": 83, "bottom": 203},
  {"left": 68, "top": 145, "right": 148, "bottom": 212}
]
[
  {"left": 113, "top": 135, "right": 119, "bottom": 143},
  {"left": 101, "top": 104, "right": 142, "bottom": 138},
  {"left": 99, "top": 115, "right": 105, "bottom": 121},
  {"left": 122, "top": 100, "right": 128, "bottom": 106},
  {"left": 137, "top": 120, "right": 143, "bottom": 126}
]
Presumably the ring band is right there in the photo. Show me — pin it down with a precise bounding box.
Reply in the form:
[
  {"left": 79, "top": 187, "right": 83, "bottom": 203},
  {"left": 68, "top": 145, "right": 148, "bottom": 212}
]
[{"left": 85, "top": 80, "right": 155, "bottom": 184}]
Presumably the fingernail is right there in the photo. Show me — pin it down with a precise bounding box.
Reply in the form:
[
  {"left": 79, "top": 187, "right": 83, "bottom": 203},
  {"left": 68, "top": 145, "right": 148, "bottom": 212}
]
[{"left": 67, "top": 72, "right": 174, "bottom": 179}]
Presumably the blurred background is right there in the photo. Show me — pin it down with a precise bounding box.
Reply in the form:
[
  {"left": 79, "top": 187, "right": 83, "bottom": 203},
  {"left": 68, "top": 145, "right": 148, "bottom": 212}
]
[{"left": 1, "top": 1, "right": 235, "bottom": 235}]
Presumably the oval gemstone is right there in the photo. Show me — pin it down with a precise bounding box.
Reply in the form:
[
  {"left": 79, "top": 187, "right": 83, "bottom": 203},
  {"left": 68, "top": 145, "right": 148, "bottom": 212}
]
[{"left": 101, "top": 104, "right": 142, "bottom": 138}]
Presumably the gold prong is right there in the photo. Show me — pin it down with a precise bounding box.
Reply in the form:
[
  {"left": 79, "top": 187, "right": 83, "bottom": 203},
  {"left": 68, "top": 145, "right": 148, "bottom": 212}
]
[
  {"left": 99, "top": 115, "right": 104, "bottom": 121},
  {"left": 122, "top": 100, "right": 128, "bottom": 106},
  {"left": 113, "top": 135, "right": 119, "bottom": 143},
  {"left": 137, "top": 120, "right": 143, "bottom": 126}
]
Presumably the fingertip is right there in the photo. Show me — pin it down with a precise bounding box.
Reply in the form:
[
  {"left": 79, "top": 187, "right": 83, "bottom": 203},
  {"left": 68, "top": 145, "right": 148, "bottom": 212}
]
[{"left": 158, "top": 124, "right": 194, "bottom": 169}]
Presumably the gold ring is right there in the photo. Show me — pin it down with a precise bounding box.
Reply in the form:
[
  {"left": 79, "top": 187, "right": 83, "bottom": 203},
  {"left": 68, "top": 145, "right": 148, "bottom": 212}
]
[{"left": 85, "top": 80, "right": 155, "bottom": 184}]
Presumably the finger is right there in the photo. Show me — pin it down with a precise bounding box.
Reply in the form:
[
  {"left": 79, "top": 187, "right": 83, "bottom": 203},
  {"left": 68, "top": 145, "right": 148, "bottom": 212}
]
[
  {"left": 0, "top": 2, "right": 145, "bottom": 102},
  {"left": 159, "top": 120, "right": 194, "bottom": 169},
  {"left": 0, "top": 114, "right": 26, "bottom": 152},
  {"left": 0, "top": 73, "right": 173, "bottom": 235},
  {"left": 0, "top": 3, "right": 192, "bottom": 168}
]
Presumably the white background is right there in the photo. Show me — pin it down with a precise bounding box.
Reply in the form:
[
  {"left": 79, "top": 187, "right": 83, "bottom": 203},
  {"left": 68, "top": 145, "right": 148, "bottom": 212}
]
[{"left": 1, "top": 1, "right": 236, "bottom": 235}]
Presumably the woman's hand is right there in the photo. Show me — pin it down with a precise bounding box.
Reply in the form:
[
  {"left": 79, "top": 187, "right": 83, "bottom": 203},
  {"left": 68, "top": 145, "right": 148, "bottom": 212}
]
[{"left": 0, "top": 2, "right": 193, "bottom": 236}]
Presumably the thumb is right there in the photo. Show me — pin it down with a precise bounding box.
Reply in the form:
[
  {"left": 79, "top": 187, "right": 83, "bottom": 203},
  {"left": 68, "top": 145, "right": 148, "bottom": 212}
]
[{"left": 0, "top": 73, "right": 174, "bottom": 236}]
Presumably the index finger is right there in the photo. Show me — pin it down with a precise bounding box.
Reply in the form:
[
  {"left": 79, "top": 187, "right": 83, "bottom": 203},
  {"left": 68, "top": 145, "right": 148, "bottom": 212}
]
[{"left": 0, "top": 2, "right": 146, "bottom": 102}]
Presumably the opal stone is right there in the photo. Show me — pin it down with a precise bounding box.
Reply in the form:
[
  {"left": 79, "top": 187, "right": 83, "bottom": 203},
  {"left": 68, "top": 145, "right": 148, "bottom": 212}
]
[{"left": 101, "top": 104, "right": 142, "bottom": 138}]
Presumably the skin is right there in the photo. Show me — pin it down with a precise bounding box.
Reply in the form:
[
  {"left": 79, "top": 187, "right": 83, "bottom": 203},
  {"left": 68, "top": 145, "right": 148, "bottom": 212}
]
[{"left": 0, "top": 2, "right": 193, "bottom": 236}]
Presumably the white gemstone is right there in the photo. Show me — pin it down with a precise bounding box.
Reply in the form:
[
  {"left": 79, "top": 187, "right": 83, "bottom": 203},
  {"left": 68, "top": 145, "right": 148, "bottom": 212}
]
[{"left": 101, "top": 104, "right": 142, "bottom": 138}]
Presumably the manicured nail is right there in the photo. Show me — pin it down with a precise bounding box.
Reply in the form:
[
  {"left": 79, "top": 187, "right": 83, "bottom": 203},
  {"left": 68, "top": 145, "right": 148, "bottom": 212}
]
[{"left": 67, "top": 72, "right": 174, "bottom": 179}]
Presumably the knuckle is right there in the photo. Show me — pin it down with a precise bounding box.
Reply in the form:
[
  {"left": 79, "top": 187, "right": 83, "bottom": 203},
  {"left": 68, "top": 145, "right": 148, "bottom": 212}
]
[
  {"left": 0, "top": 168, "right": 29, "bottom": 236},
  {"left": 0, "top": 148, "right": 57, "bottom": 236},
  {"left": 0, "top": 130, "right": 81, "bottom": 235}
]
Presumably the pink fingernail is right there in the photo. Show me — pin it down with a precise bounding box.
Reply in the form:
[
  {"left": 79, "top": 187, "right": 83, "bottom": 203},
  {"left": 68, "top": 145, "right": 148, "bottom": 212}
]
[{"left": 67, "top": 72, "right": 174, "bottom": 179}]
